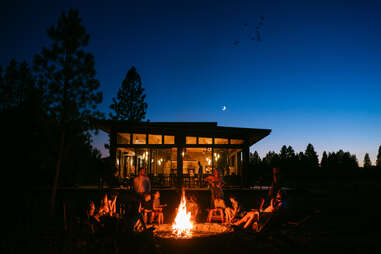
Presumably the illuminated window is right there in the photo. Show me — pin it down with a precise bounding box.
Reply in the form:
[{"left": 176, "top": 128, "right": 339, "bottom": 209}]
[
  {"left": 117, "top": 133, "right": 131, "bottom": 144},
  {"left": 230, "top": 139, "right": 244, "bottom": 144},
  {"left": 164, "top": 135, "right": 175, "bottom": 144},
  {"left": 214, "top": 138, "right": 228, "bottom": 144},
  {"left": 133, "top": 134, "right": 146, "bottom": 144},
  {"left": 199, "top": 137, "right": 212, "bottom": 144},
  {"left": 149, "top": 134, "right": 162, "bottom": 144},
  {"left": 186, "top": 136, "right": 197, "bottom": 144}
]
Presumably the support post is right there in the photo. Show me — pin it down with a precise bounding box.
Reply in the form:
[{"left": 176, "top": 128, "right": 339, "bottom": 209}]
[
  {"left": 110, "top": 128, "right": 117, "bottom": 183},
  {"left": 242, "top": 146, "right": 250, "bottom": 187}
]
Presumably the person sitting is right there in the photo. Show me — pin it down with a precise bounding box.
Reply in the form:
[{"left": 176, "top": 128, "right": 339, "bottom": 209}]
[
  {"left": 208, "top": 198, "right": 226, "bottom": 223},
  {"left": 108, "top": 193, "right": 118, "bottom": 217},
  {"left": 233, "top": 191, "right": 284, "bottom": 230},
  {"left": 139, "top": 193, "right": 154, "bottom": 224},
  {"left": 225, "top": 195, "right": 244, "bottom": 224},
  {"left": 152, "top": 191, "right": 167, "bottom": 224}
]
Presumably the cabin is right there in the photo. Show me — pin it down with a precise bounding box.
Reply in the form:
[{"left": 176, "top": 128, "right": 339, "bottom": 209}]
[{"left": 95, "top": 121, "right": 271, "bottom": 187}]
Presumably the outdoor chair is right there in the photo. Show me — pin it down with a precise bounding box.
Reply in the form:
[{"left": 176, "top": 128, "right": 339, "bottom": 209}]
[{"left": 207, "top": 208, "right": 225, "bottom": 223}]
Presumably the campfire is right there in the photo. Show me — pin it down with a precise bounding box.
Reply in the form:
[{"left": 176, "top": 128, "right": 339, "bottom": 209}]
[
  {"left": 154, "top": 189, "right": 233, "bottom": 239},
  {"left": 172, "top": 189, "right": 194, "bottom": 238}
]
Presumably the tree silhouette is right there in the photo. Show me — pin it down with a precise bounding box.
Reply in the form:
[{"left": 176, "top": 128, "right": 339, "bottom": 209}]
[
  {"left": 363, "top": 153, "right": 372, "bottom": 168},
  {"left": 377, "top": 145, "right": 381, "bottom": 167},
  {"left": 34, "top": 9, "right": 103, "bottom": 212},
  {"left": 0, "top": 60, "right": 36, "bottom": 111},
  {"left": 304, "top": 143, "right": 319, "bottom": 170},
  {"left": 109, "top": 66, "right": 147, "bottom": 121},
  {"left": 250, "top": 151, "right": 261, "bottom": 165},
  {"left": 321, "top": 151, "right": 328, "bottom": 169}
]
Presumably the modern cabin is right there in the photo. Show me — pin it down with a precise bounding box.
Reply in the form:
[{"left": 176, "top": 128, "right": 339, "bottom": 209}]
[{"left": 95, "top": 121, "right": 271, "bottom": 187}]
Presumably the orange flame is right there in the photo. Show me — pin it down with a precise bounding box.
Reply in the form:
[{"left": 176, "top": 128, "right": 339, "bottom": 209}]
[{"left": 172, "top": 189, "right": 193, "bottom": 238}]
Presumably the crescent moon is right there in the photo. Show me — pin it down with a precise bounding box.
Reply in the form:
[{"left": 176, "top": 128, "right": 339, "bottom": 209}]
[{"left": 221, "top": 106, "right": 226, "bottom": 111}]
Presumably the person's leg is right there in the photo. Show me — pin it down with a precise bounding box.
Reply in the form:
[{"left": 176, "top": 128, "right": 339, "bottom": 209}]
[
  {"left": 219, "top": 209, "right": 224, "bottom": 223},
  {"left": 208, "top": 209, "right": 214, "bottom": 222},
  {"left": 225, "top": 208, "right": 230, "bottom": 223},
  {"left": 150, "top": 212, "right": 155, "bottom": 224},
  {"left": 243, "top": 213, "right": 255, "bottom": 229},
  {"left": 233, "top": 214, "right": 248, "bottom": 226}
]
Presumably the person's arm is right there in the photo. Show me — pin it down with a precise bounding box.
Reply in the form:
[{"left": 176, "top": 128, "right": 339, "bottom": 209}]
[{"left": 259, "top": 198, "right": 265, "bottom": 211}]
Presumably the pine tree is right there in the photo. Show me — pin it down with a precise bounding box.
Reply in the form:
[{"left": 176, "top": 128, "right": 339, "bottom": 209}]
[
  {"left": 34, "top": 9, "right": 103, "bottom": 212},
  {"left": 304, "top": 143, "right": 319, "bottom": 169},
  {"left": 377, "top": 145, "right": 381, "bottom": 167},
  {"left": 250, "top": 151, "right": 261, "bottom": 165},
  {"left": 363, "top": 153, "right": 372, "bottom": 168},
  {"left": 321, "top": 151, "right": 328, "bottom": 168},
  {"left": 109, "top": 66, "right": 147, "bottom": 121}
]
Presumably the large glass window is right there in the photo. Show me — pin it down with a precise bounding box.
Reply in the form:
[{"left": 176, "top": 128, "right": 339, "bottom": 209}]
[
  {"left": 199, "top": 137, "right": 212, "bottom": 144},
  {"left": 164, "top": 135, "right": 175, "bottom": 144},
  {"left": 133, "top": 134, "right": 146, "bottom": 144},
  {"left": 116, "top": 147, "right": 136, "bottom": 178},
  {"left": 214, "top": 148, "right": 229, "bottom": 176},
  {"left": 149, "top": 148, "right": 177, "bottom": 176},
  {"left": 227, "top": 148, "right": 242, "bottom": 175},
  {"left": 117, "top": 133, "right": 131, "bottom": 144},
  {"left": 183, "top": 147, "right": 212, "bottom": 175},
  {"left": 230, "top": 139, "right": 244, "bottom": 144},
  {"left": 215, "top": 138, "right": 228, "bottom": 144},
  {"left": 149, "top": 134, "right": 162, "bottom": 144},
  {"left": 186, "top": 136, "right": 197, "bottom": 144},
  {"left": 136, "top": 148, "right": 149, "bottom": 170}
]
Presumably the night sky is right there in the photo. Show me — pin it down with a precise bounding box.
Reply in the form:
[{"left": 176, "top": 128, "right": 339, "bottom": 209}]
[{"left": 2, "top": 0, "right": 380, "bottom": 164}]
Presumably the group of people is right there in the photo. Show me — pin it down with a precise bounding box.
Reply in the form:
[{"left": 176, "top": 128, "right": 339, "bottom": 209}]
[
  {"left": 133, "top": 168, "right": 167, "bottom": 225},
  {"left": 205, "top": 167, "right": 285, "bottom": 232},
  {"left": 86, "top": 193, "right": 119, "bottom": 233},
  {"left": 86, "top": 166, "right": 284, "bottom": 233}
]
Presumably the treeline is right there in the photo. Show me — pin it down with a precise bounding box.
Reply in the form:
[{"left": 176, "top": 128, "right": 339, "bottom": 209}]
[
  {"left": 1, "top": 9, "right": 148, "bottom": 192},
  {"left": 0, "top": 10, "right": 107, "bottom": 189},
  {"left": 0, "top": 57, "right": 106, "bottom": 188},
  {"left": 248, "top": 143, "right": 381, "bottom": 184}
]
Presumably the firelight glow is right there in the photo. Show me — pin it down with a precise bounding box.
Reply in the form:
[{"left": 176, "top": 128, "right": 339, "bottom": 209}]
[{"left": 172, "top": 190, "right": 193, "bottom": 238}]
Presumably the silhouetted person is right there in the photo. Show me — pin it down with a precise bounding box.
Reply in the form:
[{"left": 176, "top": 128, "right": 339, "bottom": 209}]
[
  {"left": 198, "top": 161, "right": 203, "bottom": 187},
  {"left": 133, "top": 168, "right": 151, "bottom": 205},
  {"left": 205, "top": 169, "right": 224, "bottom": 207},
  {"left": 268, "top": 167, "right": 281, "bottom": 200}
]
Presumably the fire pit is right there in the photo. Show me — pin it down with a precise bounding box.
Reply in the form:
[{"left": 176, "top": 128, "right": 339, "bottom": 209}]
[
  {"left": 154, "top": 223, "right": 233, "bottom": 239},
  {"left": 154, "top": 189, "right": 233, "bottom": 239}
]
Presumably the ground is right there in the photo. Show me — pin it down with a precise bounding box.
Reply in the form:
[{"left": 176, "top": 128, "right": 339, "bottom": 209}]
[{"left": 3, "top": 175, "right": 380, "bottom": 254}]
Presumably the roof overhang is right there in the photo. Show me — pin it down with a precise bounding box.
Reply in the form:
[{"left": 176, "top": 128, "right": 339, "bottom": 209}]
[{"left": 94, "top": 120, "right": 271, "bottom": 147}]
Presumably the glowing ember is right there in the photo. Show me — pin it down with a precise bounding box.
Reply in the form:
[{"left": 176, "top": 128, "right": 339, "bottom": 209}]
[{"left": 172, "top": 189, "right": 193, "bottom": 238}]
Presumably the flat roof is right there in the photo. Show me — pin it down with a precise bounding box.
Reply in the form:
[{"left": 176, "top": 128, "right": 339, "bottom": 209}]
[{"left": 94, "top": 120, "right": 271, "bottom": 146}]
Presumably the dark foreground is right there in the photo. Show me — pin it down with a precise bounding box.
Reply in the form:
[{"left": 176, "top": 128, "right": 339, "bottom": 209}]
[{"left": 3, "top": 177, "right": 380, "bottom": 254}]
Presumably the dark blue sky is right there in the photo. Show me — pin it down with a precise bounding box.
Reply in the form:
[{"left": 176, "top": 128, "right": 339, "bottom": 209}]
[{"left": 2, "top": 0, "right": 380, "bottom": 165}]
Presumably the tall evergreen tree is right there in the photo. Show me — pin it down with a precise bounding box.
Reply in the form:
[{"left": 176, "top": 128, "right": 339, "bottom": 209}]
[
  {"left": 250, "top": 151, "right": 261, "bottom": 165},
  {"left": 377, "top": 145, "right": 381, "bottom": 167},
  {"left": 304, "top": 143, "right": 319, "bottom": 169},
  {"left": 321, "top": 151, "right": 328, "bottom": 168},
  {"left": 34, "top": 9, "right": 103, "bottom": 212},
  {"left": 363, "top": 153, "right": 371, "bottom": 168},
  {"left": 109, "top": 66, "right": 147, "bottom": 121}
]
